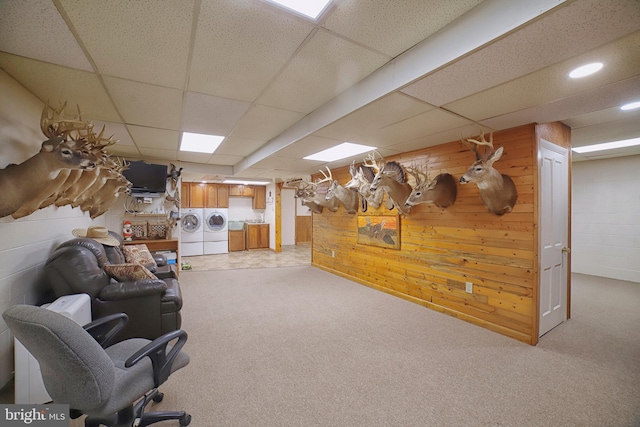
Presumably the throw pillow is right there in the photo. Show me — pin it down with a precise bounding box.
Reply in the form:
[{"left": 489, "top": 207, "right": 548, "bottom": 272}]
[
  {"left": 104, "top": 263, "right": 158, "bottom": 281},
  {"left": 122, "top": 244, "right": 157, "bottom": 267}
]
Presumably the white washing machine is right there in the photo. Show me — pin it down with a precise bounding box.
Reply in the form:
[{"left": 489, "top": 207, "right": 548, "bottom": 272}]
[
  {"left": 204, "top": 208, "right": 229, "bottom": 254},
  {"left": 180, "top": 208, "right": 204, "bottom": 256}
]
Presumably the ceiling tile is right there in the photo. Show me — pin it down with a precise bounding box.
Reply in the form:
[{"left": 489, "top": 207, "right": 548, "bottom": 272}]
[
  {"left": 230, "top": 104, "right": 305, "bottom": 141},
  {"left": 104, "top": 76, "right": 183, "bottom": 129},
  {"left": 401, "top": 0, "right": 640, "bottom": 106},
  {"left": 480, "top": 76, "right": 640, "bottom": 133},
  {"left": 257, "top": 29, "right": 389, "bottom": 114},
  {"left": 275, "top": 135, "right": 341, "bottom": 159},
  {"left": 0, "top": 53, "right": 120, "bottom": 122},
  {"left": 139, "top": 147, "right": 179, "bottom": 161},
  {"left": 207, "top": 154, "right": 244, "bottom": 166},
  {"left": 127, "top": 125, "right": 180, "bottom": 150},
  {"left": 0, "top": 0, "right": 92, "bottom": 71},
  {"left": 177, "top": 151, "right": 212, "bottom": 163},
  {"left": 59, "top": 0, "right": 194, "bottom": 88},
  {"left": 189, "top": 0, "right": 314, "bottom": 101},
  {"left": 323, "top": 0, "right": 481, "bottom": 57},
  {"left": 107, "top": 145, "right": 141, "bottom": 158},
  {"left": 181, "top": 92, "right": 251, "bottom": 136},
  {"left": 445, "top": 32, "right": 640, "bottom": 122},
  {"left": 356, "top": 108, "right": 472, "bottom": 148},
  {"left": 216, "top": 136, "right": 266, "bottom": 157},
  {"left": 314, "top": 93, "right": 434, "bottom": 141}
]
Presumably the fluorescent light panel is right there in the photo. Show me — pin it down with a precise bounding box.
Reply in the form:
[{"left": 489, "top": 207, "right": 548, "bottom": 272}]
[
  {"left": 264, "top": 0, "right": 332, "bottom": 19},
  {"left": 223, "top": 179, "right": 272, "bottom": 185},
  {"left": 181, "top": 132, "right": 224, "bottom": 153},
  {"left": 304, "top": 142, "right": 376, "bottom": 162},
  {"left": 572, "top": 137, "right": 640, "bottom": 153}
]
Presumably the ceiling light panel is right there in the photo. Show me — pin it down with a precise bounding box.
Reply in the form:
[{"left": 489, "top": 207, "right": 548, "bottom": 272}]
[
  {"left": 264, "top": 0, "right": 332, "bottom": 20},
  {"left": 181, "top": 132, "right": 225, "bottom": 154},
  {"left": 572, "top": 137, "right": 640, "bottom": 153},
  {"left": 303, "top": 142, "right": 376, "bottom": 162}
]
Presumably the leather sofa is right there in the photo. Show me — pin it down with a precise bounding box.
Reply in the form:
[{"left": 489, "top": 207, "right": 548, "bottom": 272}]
[{"left": 44, "top": 232, "right": 182, "bottom": 342}]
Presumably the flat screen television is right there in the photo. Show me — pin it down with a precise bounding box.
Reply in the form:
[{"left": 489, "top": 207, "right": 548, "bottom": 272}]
[{"left": 122, "top": 161, "right": 167, "bottom": 197}]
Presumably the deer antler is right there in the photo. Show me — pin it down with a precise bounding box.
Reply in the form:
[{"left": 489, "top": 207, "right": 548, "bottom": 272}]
[
  {"left": 406, "top": 163, "right": 430, "bottom": 189},
  {"left": 466, "top": 130, "right": 494, "bottom": 149},
  {"left": 316, "top": 167, "right": 333, "bottom": 185},
  {"left": 363, "top": 152, "right": 382, "bottom": 173},
  {"left": 41, "top": 101, "right": 91, "bottom": 140}
]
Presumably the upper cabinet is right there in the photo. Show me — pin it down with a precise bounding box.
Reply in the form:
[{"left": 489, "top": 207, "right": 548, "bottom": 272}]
[
  {"left": 188, "top": 182, "right": 205, "bottom": 208},
  {"left": 228, "top": 184, "right": 254, "bottom": 197},
  {"left": 181, "top": 183, "right": 229, "bottom": 208},
  {"left": 253, "top": 185, "right": 266, "bottom": 209}
]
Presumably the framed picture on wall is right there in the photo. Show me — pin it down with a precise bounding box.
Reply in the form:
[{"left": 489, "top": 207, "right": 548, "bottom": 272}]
[{"left": 356, "top": 214, "right": 400, "bottom": 249}]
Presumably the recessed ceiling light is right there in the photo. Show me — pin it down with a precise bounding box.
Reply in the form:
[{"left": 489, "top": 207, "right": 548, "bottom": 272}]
[
  {"left": 572, "top": 137, "right": 640, "bottom": 153},
  {"left": 621, "top": 101, "right": 640, "bottom": 111},
  {"left": 180, "top": 132, "right": 225, "bottom": 154},
  {"left": 568, "top": 62, "right": 603, "bottom": 79},
  {"left": 264, "top": 0, "right": 332, "bottom": 20},
  {"left": 304, "top": 142, "right": 376, "bottom": 162}
]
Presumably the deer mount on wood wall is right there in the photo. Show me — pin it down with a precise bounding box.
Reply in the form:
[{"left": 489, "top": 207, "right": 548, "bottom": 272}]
[
  {"left": 0, "top": 102, "right": 131, "bottom": 220},
  {"left": 404, "top": 162, "right": 458, "bottom": 210},
  {"left": 459, "top": 131, "right": 517, "bottom": 216}
]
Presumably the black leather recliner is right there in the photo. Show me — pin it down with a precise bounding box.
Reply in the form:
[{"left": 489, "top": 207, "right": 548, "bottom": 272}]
[{"left": 44, "top": 232, "right": 182, "bottom": 342}]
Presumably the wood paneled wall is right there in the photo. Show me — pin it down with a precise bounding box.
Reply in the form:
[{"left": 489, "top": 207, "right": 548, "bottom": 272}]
[{"left": 312, "top": 124, "right": 554, "bottom": 344}]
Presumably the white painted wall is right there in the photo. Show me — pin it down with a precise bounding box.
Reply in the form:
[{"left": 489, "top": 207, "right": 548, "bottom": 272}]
[
  {"left": 0, "top": 70, "right": 106, "bottom": 388},
  {"left": 572, "top": 155, "right": 640, "bottom": 283}
]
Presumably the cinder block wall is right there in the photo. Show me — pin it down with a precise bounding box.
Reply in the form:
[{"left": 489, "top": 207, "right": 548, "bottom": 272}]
[
  {"left": 572, "top": 155, "right": 640, "bottom": 283},
  {"left": 0, "top": 70, "right": 102, "bottom": 389}
]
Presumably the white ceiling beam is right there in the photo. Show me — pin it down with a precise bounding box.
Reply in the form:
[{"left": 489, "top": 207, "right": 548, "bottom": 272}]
[{"left": 234, "top": 0, "right": 566, "bottom": 174}]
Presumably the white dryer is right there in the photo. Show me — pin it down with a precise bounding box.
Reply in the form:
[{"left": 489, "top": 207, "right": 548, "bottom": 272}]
[
  {"left": 204, "top": 208, "right": 229, "bottom": 254},
  {"left": 180, "top": 208, "right": 204, "bottom": 256}
]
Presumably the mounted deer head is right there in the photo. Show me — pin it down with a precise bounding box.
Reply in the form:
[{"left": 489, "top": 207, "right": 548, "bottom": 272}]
[
  {"left": 324, "top": 167, "right": 358, "bottom": 214},
  {"left": 459, "top": 131, "right": 517, "bottom": 216},
  {"left": 344, "top": 157, "right": 385, "bottom": 212},
  {"left": 405, "top": 163, "right": 457, "bottom": 209},
  {"left": 2, "top": 102, "right": 126, "bottom": 219},
  {"left": 369, "top": 158, "right": 412, "bottom": 215}
]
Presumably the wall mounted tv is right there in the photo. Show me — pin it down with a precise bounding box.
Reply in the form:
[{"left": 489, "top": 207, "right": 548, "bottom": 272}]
[{"left": 123, "top": 161, "right": 167, "bottom": 197}]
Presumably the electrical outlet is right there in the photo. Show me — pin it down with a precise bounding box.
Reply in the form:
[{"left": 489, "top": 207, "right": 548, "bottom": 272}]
[
  {"left": 465, "top": 282, "right": 473, "bottom": 294},
  {"left": 331, "top": 250, "right": 335, "bottom": 257}
]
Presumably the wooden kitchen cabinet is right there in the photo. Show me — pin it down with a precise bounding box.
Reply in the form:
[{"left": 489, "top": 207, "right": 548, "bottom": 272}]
[
  {"left": 205, "top": 184, "right": 229, "bottom": 208},
  {"left": 245, "top": 223, "right": 269, "bottom": 249},
  {"left": 181, "top": 182, "right": 189, "bottom": 207},
  {"left": 229, "top": 184, "right": 254, "bottom": 197},
  {"left": 228, "top": 230, "right": 245, "bottom": 251},
  {"left": 252, "top": 185, "right": 266, "bottom": 209},
  {"left": 188, "top": 182, "right": 205, "bottom": 208}
]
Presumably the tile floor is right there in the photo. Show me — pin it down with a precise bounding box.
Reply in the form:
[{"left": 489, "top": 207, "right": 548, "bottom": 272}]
[{"left": 180, "top": 243, "right": 311, "bottom": 271}]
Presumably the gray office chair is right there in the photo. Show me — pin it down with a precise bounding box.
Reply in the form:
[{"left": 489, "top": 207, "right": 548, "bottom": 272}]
[{"left": 3, "top": 305, "right": 191, "bottom": 427}]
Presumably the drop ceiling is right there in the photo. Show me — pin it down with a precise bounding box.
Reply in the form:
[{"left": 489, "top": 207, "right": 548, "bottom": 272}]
[{"left": 1, "top": 0, "right": 639, "bottom": 183}]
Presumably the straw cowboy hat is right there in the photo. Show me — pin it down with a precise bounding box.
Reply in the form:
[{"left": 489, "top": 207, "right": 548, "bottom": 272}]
[{"left": 72, "top": 226, "right": 120, "bottom": 247}]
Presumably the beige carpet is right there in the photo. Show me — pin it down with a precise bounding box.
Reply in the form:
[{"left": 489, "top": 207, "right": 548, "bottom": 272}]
[{"left": 145, "top": 268, "right": 639, "bottom": 427}]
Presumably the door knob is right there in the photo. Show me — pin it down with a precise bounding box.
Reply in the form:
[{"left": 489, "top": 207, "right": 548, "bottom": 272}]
[{"left": 562, "top": 247, "right": 571, "bottom": 254}]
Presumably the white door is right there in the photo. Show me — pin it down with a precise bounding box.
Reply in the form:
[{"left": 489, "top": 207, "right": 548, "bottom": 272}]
[{"left": 539, "top": 139, "right": 570, "bottom": 337}]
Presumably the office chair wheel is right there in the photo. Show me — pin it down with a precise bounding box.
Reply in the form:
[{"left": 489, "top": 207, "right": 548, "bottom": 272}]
[
  {"left": 180, "top": 413, "right": 191, "bottom": 426},
  {"left": 152, "top": 392, "right": 164, "bottom": 403}
]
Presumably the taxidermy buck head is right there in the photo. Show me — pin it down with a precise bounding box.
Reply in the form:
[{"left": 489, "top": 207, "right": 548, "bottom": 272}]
[
  {"left": 324, "top": 167, "right": 358, "bottom": 214},
  {"left": 405, "top": 163, "right": 457, "bottom": 209},
  {"left": 459, "top": 131, "right": 517, "bottom": 216},
  {"left": 345, "top": 158, "right": 385, "bottom": 212},
  {"left": 369, "top": 158, "right": 412, "bottom": 215}
]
